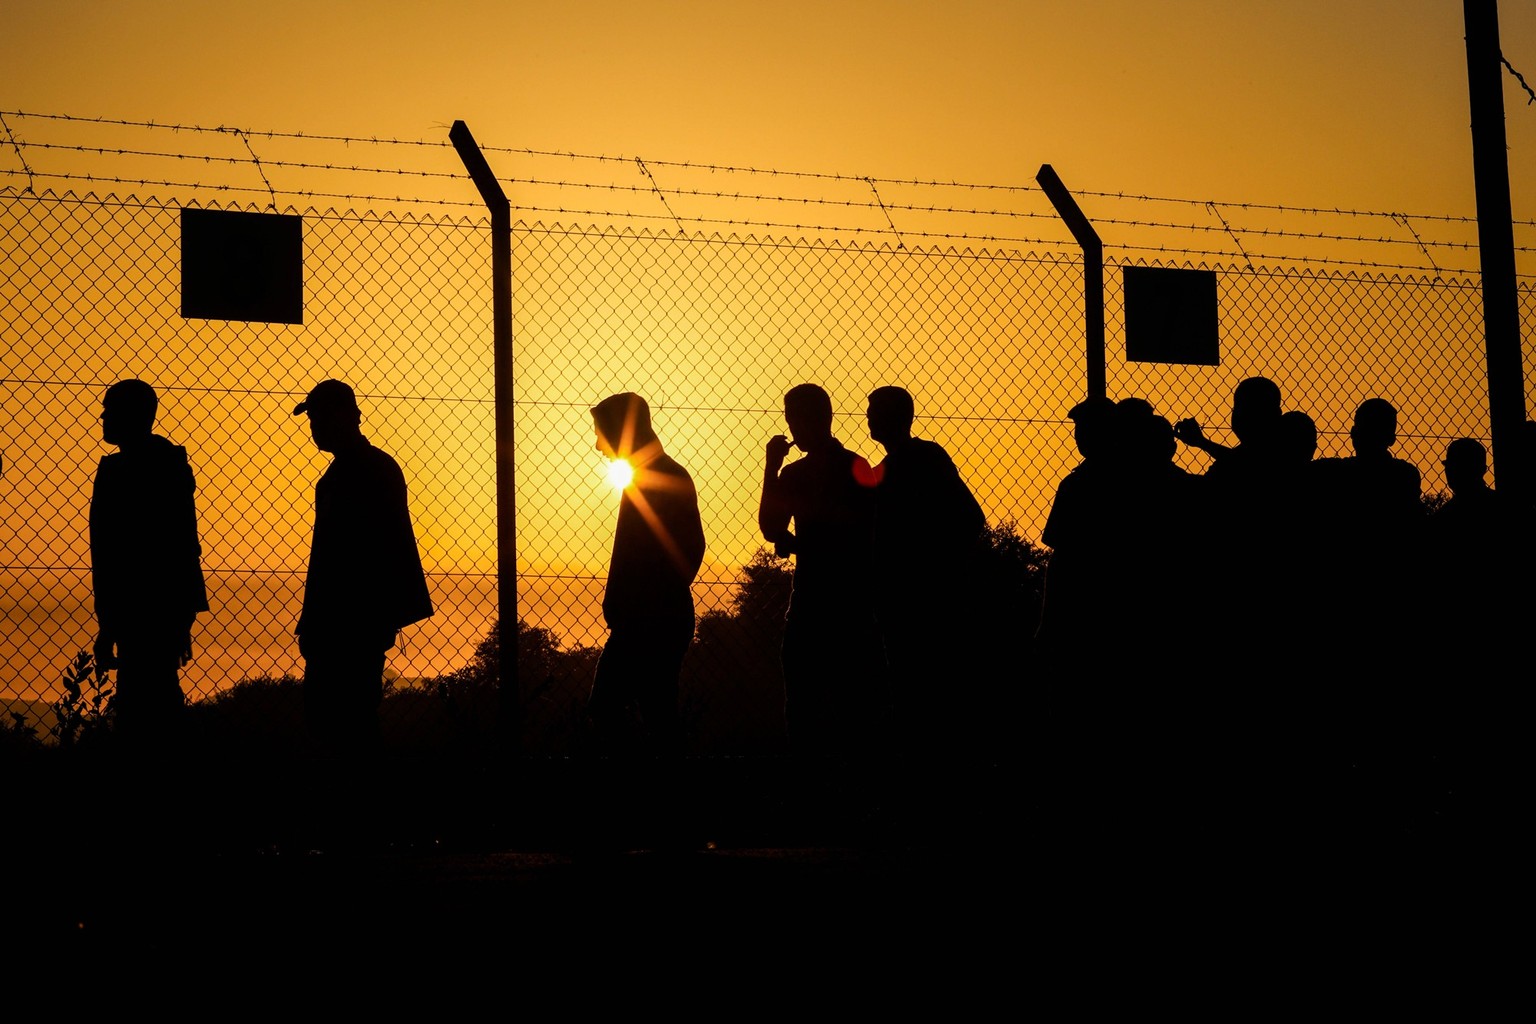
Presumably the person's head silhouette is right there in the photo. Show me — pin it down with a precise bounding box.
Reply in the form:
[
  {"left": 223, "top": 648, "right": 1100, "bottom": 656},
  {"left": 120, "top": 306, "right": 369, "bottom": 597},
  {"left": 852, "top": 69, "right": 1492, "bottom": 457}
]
[
  {"left": 1350, "top": 397, "right": 1397, "bottom": 456},
  {"left": 101, "top": 378, "right": 157, "bottom": 447},
  {"left": 867, "top": 386, "right": 915, "bottom": 448},
  {"left": 1442, "top": 437, "right": 1487, "bottom": 494},
  {"left": 293, "top": 379, "right": 362, "bottom": 454},
  {"left": 1231, "top": 376, "right": 1281, "bottom": 444},
  {"left": 1066, "top": 395, "right": 1117, "bottom": 461},
  {"left": 784, "top": 384, "right": 834, "bottom": 451},
  {"left": 1279, "top": 410, "right": 1318, "bottom": 464},
  {"left": 591, "top": 392, "right": 659, "bottom": 461}
]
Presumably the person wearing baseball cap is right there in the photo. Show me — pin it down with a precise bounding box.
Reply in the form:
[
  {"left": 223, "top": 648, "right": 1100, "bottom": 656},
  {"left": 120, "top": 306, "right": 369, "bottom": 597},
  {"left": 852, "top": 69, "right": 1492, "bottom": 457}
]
[{"left": 292, "top": 379, "right": 432, "bottom": 760}]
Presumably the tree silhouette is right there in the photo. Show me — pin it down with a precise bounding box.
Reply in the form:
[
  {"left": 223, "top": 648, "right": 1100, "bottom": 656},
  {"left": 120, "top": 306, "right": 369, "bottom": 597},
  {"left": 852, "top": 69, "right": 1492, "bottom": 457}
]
[
  {"left": 427, "top": 618, "right": 601, "bottom": 756},
  {"left": 683, "top": 548, "right": 794, "bottom": 754}
]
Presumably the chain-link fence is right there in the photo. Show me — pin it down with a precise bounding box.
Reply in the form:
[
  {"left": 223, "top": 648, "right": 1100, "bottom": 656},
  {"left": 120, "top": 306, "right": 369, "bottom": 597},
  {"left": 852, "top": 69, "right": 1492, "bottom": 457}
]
[{"left": 3, "top": 115, "right": 1532, "bottom": 756}]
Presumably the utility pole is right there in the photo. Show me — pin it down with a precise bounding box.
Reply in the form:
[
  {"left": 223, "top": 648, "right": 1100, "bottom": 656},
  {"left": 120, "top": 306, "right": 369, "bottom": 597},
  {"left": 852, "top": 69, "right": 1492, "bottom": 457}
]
[{"left": 1463, "top": 0, "right": 1527, "bottom": 502}]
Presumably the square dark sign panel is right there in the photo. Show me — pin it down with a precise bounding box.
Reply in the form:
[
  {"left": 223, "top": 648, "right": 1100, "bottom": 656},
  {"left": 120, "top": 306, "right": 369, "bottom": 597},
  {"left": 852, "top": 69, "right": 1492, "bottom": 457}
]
[
  {"left": 1123, "top": 265, "right": 1218, "bottom": 365},
  {"left": 181, "top": 208, "right": 303, "bottom": 323}
]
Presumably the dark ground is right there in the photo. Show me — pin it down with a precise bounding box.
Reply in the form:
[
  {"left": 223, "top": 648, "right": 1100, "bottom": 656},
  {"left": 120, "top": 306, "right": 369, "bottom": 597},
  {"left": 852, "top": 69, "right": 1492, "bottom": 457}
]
[{"left": 1, "top": 746, "right": 1517, "bottom": 1003}]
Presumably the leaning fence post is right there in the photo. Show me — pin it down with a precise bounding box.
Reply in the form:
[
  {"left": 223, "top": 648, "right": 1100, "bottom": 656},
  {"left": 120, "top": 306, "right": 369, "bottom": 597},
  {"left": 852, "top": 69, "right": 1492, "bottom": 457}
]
[
  {"left": 450, "top": 120, "right": 519, "bottom": 755},
  {"left": 1036, "top": 164, "right": 1106, "bottom": 401}
]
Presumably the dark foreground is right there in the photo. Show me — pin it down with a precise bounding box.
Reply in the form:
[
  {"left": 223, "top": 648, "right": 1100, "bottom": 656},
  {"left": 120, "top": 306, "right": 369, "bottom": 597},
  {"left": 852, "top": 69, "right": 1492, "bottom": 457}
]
[{"left": 1, "top": 746, "right": 1517, "bottom": 1003}]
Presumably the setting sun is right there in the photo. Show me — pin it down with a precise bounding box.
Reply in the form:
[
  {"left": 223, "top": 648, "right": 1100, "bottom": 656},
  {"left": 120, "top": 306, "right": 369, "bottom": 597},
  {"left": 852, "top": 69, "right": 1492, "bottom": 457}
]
[{"left": 605, "top": 458, "right": 634, "bottom": 491}]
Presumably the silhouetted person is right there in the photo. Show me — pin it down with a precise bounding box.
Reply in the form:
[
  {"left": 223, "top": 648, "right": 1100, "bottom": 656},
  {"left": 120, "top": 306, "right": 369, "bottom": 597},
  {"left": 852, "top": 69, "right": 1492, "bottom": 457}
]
[
  {"left": 1268, "top": 408, "right": 1327, "bottom": 657},
  {"left": 1035, "top": 395, "right": 1122, "bottom": 670},
  {"left": 1424, "top": 437, "right": 1528, "bottom": 838},
  {"left": 294, "top": 379, "right": 432, "bottom": 759},
  {"left": 1428, "top": 438, "right": 1524, "bottom": 666},
  {"left": 865, "top": 386, "right": 987, "bottom": 757},
  {"left": 1174, "top": 376, "right": 1284, "bottom": 486},
  {"left": 1114, "top": 399, "right": 1202, "bottom": 655},
  {"left": 759, "top": 383, "right": 883, "bottom": 756},
  {"left": 1314, "top": 398, "right": 1423, "bottom": 646},
  {"left": 588, "top": 393, "right": 706, "bottom": 756},
  {"left": 1309, "top": 398, "right": 1425, "bottom": 824},
  {"left": 1174, "top": 376, "right": 1287, "bottom": 655},
  {"left": 89, "top": 378, "right": 208, "bottom": 748}
]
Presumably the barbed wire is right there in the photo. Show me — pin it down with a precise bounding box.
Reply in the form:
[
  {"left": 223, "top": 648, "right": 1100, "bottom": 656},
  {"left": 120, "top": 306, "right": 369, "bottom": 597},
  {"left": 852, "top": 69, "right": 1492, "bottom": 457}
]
[
  {"left": 7, "top": 109, "right": 1533, "bottom": 228},
  {"left": 1205, "top": 203, "right": 1255, "bottom": 270},
  {"left": 865, "top": 178, "right": 906, "bottom": 250},
  {"left": 634, "top": 156, "right": 685, "bottom": 233},
  {"left": 0, "top": 168, "right": 485, "bottom": 210},
  {"left": 0, "top": 111, "right": 36, "bottom": 193},
  {"left": 14, "top": 140, "right": 471, "bottom": 181},
  {"left": 221, "top": 127, "right": 278, "bottom": 209},
  {"left": 1071, "top": 187, "right": 1534, "bottom": 227},
  {"left": 0, "top": 110, "right": 454, "bottom": 148},
  {"left": 0, "top": 157, "right": 1503, "bottom": 258},
  {"left": 6, "top": 177, "right": 1522, "bottom": 278},
  {"left": 1504, "top": 54, "right": 1536, "bottom": 105},
  {"left": 1392, "top": 213, "right": 1444, "bottom": 275}
]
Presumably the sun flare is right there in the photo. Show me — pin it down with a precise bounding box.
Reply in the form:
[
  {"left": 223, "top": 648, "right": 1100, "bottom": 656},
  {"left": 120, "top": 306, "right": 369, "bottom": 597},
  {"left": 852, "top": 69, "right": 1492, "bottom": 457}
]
[{"left": 605, "top": 458, "right": 634, "bottom": 490}]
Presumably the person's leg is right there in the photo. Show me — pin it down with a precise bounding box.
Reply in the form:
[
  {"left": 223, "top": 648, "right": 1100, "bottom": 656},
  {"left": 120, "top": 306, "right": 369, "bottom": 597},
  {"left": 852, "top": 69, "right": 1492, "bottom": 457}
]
[
  {"left": 589, "top": 631, "right": 642, "bottom": 755},
  {"left": 113, "top": 626, "right": 187, "bottom": 750},
  {"left": 633, "top": 620, "right": 692, "bottom": 755},
  {"left": 303, "top": 644, "right": 385, "bottom": 757}
]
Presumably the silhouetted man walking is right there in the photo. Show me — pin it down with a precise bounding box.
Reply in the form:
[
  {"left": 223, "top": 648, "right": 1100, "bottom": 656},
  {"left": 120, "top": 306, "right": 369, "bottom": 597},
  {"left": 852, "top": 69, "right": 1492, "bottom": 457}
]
[
  {"left": 589, "top": 392, "right": 706, "bottom": 755},
  {"left": 759, "top": 383, "right": 883, "bottom": 756},
  {"left": 90, "top": 378, "right": 208, "bottom": 746},
  {"left": 294, "top": 379, "right": 432, "bottom": 757}
]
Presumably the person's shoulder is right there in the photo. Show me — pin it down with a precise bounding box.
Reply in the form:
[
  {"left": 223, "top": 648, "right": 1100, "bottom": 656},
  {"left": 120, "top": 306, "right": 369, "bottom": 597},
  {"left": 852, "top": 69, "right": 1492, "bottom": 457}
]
[
  {"left": 911, "top": 437, "right": 957, "bottom": 466},
  {"left": 359, "top": 440, "right": 406, "bottom": 473},
  {"left": 778, "top": 453, "right": 811, "bottom": 482},
  {"left": 651, "top": 452, "right": 697, "bottom": 488},
  {"left": 149, "top": 434, "right": 194, "bottom": 471}
]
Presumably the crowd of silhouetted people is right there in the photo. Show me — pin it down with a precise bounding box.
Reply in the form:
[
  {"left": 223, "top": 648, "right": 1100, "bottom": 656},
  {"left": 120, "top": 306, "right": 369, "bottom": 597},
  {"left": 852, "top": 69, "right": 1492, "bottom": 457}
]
[
  {"left": 85, "top": 372, "right": 1530, "bottom": 851},
  {"left": 1030, "top": 377, "right": 1533, "bottom": 848}
]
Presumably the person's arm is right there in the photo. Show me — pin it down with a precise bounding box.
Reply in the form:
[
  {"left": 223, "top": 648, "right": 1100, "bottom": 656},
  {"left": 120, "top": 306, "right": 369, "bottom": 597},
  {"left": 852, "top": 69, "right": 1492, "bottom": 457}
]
[
  {"left": 1174, "top": 418, "right": 1231, "bottom": 461},
  {"left": 759, "top": 435, "right": 795, "bottom": 555},
  {"left": 89, "top": 458, "right": 120, "bottom": 679}
]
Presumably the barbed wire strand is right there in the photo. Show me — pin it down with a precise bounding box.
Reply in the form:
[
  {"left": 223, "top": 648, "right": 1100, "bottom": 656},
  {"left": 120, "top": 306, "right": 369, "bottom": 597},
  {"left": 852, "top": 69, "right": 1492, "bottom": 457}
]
[
  {"left": 634, "top": 156, "right": 685, "bottom": 234},
  {"left": 1392, "top": 213, "right": 1443, "bottom": 277},
  {"left": 0, "top": 111, "right": 36, "bottom": 193},
  {"left": 218, "top": 127, "right": 278, "bottom": 210},
  {"left": 15, "top": 140, "right": 468, "bottom": 181},
  {"left": 865, "top": 177, "right": 906, "bottom": 249},
  {"left": 0, "top": 110, "right": 451, "bottom": 149},
  {"left": 1206, "top": 202, "right": 1255, "bottom": 270},
  {"left": 1504, "top": 54, "right": 1536, "bottom": 104}
]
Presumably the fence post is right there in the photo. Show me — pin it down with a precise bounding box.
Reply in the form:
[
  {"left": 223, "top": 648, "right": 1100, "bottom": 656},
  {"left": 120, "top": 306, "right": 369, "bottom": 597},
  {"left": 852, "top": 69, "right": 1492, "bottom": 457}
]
[
  {"left": 1462, "top": 0, "right": 1527, "bottom": 504},
  {"left": 450, "top": 120, "right": 519, "bottom": 755},
  {"left": 1036, "top": 164, "right": 1106, "bottom": 400}
]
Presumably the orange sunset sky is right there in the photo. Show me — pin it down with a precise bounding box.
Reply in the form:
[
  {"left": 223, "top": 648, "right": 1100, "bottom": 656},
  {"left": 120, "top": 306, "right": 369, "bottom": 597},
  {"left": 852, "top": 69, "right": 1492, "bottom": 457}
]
[{"left": 5, "top": 1, "right": 1533, "bottom": 217}]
